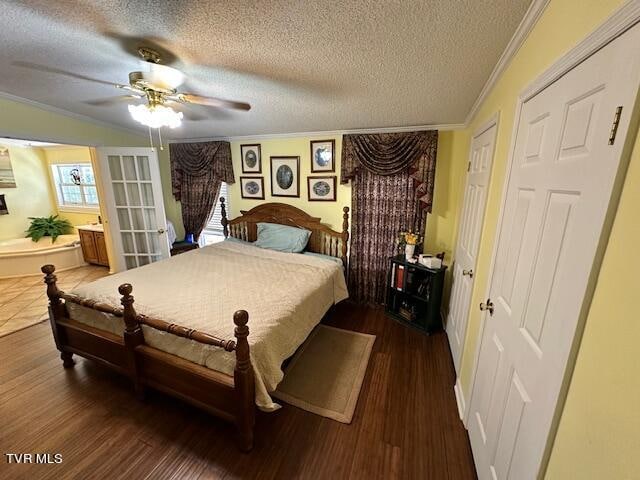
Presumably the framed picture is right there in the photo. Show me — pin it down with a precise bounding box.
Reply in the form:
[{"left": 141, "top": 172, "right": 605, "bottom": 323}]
[
  {"left": 308, "top": 176, "right": 337, "bottom": 202},
  {"left": 240, "top": 176, "right": 265, "bottom": 200},
  {"left": 310, "top": 139, "right": 335, "bottom": 172},
  {"left": 0, "top": 147, "right": 17, "bottom": 188},
  {"left": 270, "top": 156, "right": 300, "bottom": 197},
  {"left": 240, "top": 144, "right": 261, "bottom": 174}
]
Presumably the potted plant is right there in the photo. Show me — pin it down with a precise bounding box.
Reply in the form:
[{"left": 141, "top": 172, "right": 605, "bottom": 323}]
[{"left": 25, "top": 215, "right": 72, "bottom": 242}]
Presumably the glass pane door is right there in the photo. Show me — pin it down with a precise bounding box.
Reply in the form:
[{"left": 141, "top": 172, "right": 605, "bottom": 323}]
[{"left": 98, "top": 148, "right": 170, "bottom": 271}]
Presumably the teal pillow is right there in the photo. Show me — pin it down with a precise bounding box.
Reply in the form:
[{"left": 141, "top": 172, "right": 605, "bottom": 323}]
[{"left": 254, "top": 222, "right": 311, "bottom": 253}]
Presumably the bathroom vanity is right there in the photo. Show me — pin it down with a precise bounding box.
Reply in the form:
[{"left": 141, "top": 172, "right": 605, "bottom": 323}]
[{"left": 77, "top": 224, "right": 109, "bottom": 267}]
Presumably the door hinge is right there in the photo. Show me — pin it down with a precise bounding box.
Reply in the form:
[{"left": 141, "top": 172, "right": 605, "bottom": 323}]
[
  {"left": 608, "top": 106, "right": 623, "bottom": 145},
  {"left": 467, "top": 161, "right": 471, "bottom": 172}
]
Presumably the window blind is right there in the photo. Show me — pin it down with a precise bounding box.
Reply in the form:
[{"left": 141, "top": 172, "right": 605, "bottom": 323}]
[{"left": 203, "top": 182, "right": 229, "bottom": 236}]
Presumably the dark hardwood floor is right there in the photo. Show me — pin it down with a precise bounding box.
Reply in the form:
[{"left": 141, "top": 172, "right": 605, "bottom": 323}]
[{"left": 0, "top": 302, "right": 476, "bottom": 480}]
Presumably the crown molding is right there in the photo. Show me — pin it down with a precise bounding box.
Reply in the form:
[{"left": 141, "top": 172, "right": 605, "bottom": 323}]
[
  {"left": 520, "top": 0, "right": 640, "bottom": 102},
  {"left": 0, "top": 90, "right": 146, "bottom": 139},
  {"left": 8, "top": 0, "right": 636, "bottom": 143},
  {"left": 170, "top": 123, "right": 465, "bottom": 143},
  {"left": 464, "top": 0, "right": 551, "bottom": 125}
]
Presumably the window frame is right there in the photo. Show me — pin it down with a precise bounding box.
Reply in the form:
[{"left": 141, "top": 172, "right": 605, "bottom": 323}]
[{"left": 51, "top": 163, "right": 100, "bottom": 213}]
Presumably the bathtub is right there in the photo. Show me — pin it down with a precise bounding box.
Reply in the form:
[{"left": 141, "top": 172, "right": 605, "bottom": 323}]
[{"left": 0, "top": 234, "right": 86, "bottom": 279}]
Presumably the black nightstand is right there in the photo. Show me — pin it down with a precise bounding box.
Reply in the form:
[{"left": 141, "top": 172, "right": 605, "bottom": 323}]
[
  {"left": 385, "top": 255, "right": 447, "bottom": 334},
  {"left": 170, "top": 241, "right": 199, "bottom": 256}
]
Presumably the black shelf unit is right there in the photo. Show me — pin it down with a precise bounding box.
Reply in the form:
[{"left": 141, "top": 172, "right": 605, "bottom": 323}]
[{"left": 385, "top": 255, "right": 447, "bottom": 334}]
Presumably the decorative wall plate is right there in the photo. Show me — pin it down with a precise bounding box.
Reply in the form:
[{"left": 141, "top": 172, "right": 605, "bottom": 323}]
[
  {"left": 308, "top": 175, "right": 337, "bottom": 201},
  {"left": 240, "top": 176, "right": 265, "bottom": 199}
]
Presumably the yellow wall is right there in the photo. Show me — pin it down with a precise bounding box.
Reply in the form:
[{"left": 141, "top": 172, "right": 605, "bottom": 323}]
[
  {"left": 42, "top": 146, "right": 101, "bottom": 229},
  {"left": 160, "top": 133, "right": 466, "bottom": 265},
  {"left": 448, "top": 0, "right": 638, "bottom": 477},
  {"left": 0, "top": 95, "right": 148, "bottom": 267},
  {"left": 227, "top": 136, "right": 349, "bottom": 231},
  {"left": 425, "top": 130, "right": 470, "bottom": 313},
  {"left": 0, "top": 145, "right": 56, "bottom": 241}
]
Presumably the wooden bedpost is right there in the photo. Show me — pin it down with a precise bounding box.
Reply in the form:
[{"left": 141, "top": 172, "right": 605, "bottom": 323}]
[
  {"left": 220, "top": 196, "right": 229, "bottom": 238},
  {"left": 42, "top": 264, "right": 74, "bottom": 368},
  {"left": 341, "top": 206, "right": 350, "bottom": 267},
  {"left": 119, "top": 283, "right": 146, "bottom": 400},
  {"left": 233, "top": 309, "right": 255, "bottom": 452}
]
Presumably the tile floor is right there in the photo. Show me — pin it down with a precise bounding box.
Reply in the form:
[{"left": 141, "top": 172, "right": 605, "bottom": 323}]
[{"left": 0, "top": 265, "right": 109, "bottom": 337}]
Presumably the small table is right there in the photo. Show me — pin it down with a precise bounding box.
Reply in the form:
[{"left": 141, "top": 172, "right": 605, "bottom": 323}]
[
  {"left": 385, "top": 255, "right": 447, "bottom": 334},
  {"left": 170, "top": 241, "right": 199, "bottom": 256}
]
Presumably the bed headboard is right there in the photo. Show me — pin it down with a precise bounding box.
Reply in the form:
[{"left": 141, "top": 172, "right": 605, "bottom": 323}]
[{"left": 219, "top": 198, "right": 349, "bottom": 266}]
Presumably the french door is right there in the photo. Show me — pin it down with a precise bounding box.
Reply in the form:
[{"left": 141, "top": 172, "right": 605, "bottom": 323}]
[
  {"left": 446, "top": 121, "right": 497, "bottom": 373},
  {"left": 467, "top": 25, "right": 640, "bottom": 480},
  {"left": 96, "top": 147, "right": 170, "bottom": 272}
]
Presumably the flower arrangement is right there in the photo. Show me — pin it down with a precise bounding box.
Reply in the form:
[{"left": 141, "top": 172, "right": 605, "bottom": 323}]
[
  {"left": 404, "top": 231, "right": 419, "bottom": 245},
  {"left": 397, "top": 230, "right": 423, "bottom": 260},
  {"left": 397, "top": 230, "right": 422, "bottom": 247}
]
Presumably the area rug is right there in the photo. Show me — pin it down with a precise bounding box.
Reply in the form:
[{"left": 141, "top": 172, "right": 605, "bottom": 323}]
[{"left": 274, "top": 324, "right": 375, "bottom": 423}]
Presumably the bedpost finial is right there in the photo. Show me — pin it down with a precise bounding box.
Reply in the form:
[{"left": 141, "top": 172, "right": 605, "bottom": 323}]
[
  {"left": 343, "top": 206, "right": 349, "bottom": 214},
  {"left": 233, "top": 310, "right": 249, "bottom": 327},
  {"left": 118, "top": 283, "right": 133, "bottom": 297},
  {"left": 220, "top": 197, "right": 229, "bottom": 238},
  {"left": 42, "top": 264, "right": 56, "bottom": 275}
]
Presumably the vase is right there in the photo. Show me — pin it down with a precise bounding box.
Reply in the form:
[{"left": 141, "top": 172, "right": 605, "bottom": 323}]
[{"left": 405, "top": 244, "right": 415, "bottom": 260}]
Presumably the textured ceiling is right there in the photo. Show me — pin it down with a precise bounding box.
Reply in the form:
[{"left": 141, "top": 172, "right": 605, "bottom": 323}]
[{"left": 0, "top": 0, "right": 532, "bottom": 139}]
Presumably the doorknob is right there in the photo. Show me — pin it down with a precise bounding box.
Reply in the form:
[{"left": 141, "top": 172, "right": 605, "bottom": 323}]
[
  {"left": 480, "top": 299, "right": 494, "bottom": 315},
  {"left": 463, "top": 269, "right": 474, "bottom": 278},
  {"left": 157, "top": 228, "right": 166, "bottom": 234}
]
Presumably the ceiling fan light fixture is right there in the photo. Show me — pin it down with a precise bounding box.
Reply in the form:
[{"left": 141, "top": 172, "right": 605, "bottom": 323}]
[{"left": 128, "top": 103, "right": 183, "bottom": 129}]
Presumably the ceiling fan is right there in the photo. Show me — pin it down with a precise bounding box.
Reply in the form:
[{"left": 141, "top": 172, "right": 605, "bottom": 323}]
[{"left": 15, "top": 47, "right": 251, "bottom": 129}]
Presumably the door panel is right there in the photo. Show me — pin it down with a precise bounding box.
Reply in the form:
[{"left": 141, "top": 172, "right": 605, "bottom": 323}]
[
  {"left": 446, "top": 123, "right": 497, "bottom": 373},
  {"left": 97, "top": 147, "right": 170, "bottom": 272},
  {"left": 468, "top": 25, "right": 640, "bottom": 480}
]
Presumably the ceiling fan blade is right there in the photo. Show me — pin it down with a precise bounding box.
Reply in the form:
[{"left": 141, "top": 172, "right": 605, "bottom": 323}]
[
  {"left": 176, "top": 93, "right": 251, "bottom": 111},
  {"left": 12, "top": 61, "right": 127, "bottom": 88},
  {"left": 167, "top": 102, "right": 207, "bottom": 121},
  {"left": 83, "top": 95, "right": 144, "bottom": 107}
]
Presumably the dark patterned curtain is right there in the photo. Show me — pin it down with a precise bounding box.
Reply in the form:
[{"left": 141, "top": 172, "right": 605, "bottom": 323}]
[
  {"left": 341, "top": 131, "right": 438, "bottom": 304},
  {"left": 170, "top": 141, "right": 234, "bottom": 240}
]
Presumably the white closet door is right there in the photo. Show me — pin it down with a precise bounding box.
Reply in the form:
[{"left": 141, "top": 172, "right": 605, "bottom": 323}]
[
  {"left": 446, "top": 122, "right": 497, "bottom": 373},
  {"left": 468, "top": 24, "right": 640, "bottom": 480},
  {"left": 97, "top": 147, "right": 170, "bottom": 272}
]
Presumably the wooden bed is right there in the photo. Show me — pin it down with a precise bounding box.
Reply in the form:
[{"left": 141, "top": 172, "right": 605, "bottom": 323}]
[{"left": 41, "top": 201, "right": 349, "bottom": 452}]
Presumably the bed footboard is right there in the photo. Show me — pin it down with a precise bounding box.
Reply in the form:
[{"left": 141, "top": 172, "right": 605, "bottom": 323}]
[{"left": 41, "top": 264, "right": 256, "bottom": 452}]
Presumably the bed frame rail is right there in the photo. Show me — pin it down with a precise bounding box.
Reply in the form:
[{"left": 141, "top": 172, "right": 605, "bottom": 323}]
[{"left": 41, "top": 264, "right": 256, "bottom": 451}]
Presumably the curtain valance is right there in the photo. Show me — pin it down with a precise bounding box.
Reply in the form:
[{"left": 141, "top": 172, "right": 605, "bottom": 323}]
[
  {"left": 170, "top": 141, "right": 234, "bottom": 200},
  {"left": 170, "top": 141, "right": 234, "bottom": 240},
  {"left": 341, "top": 130, "right": 438, "bottom": 213}
]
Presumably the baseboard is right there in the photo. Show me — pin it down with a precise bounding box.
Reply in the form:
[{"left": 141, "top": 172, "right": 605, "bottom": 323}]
[{"left": 454, "top": 377, "right": 467, "bottom": 426}]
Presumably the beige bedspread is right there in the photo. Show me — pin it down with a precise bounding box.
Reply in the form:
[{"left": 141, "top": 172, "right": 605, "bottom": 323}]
[{"left": 68, "top": 241, "right": 348, "bottom": 411}]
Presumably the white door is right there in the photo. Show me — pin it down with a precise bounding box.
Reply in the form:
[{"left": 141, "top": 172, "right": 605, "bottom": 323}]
[
  {"left": 446, "top": 122, "right": 497, "bottom": 373},
  {"left": 467, "top": 26, "right": 640, "bottom": 480},
  {"left": 97, "top": 147, "right": 170, "bottom": 272}
]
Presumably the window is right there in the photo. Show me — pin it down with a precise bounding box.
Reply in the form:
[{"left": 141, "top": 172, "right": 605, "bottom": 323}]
[
  {"left": 199, "top": 182, "right": 229, "bottom": 246},
  {"left": 51, "top": 163, "right": 99, "bottom": 211}
]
